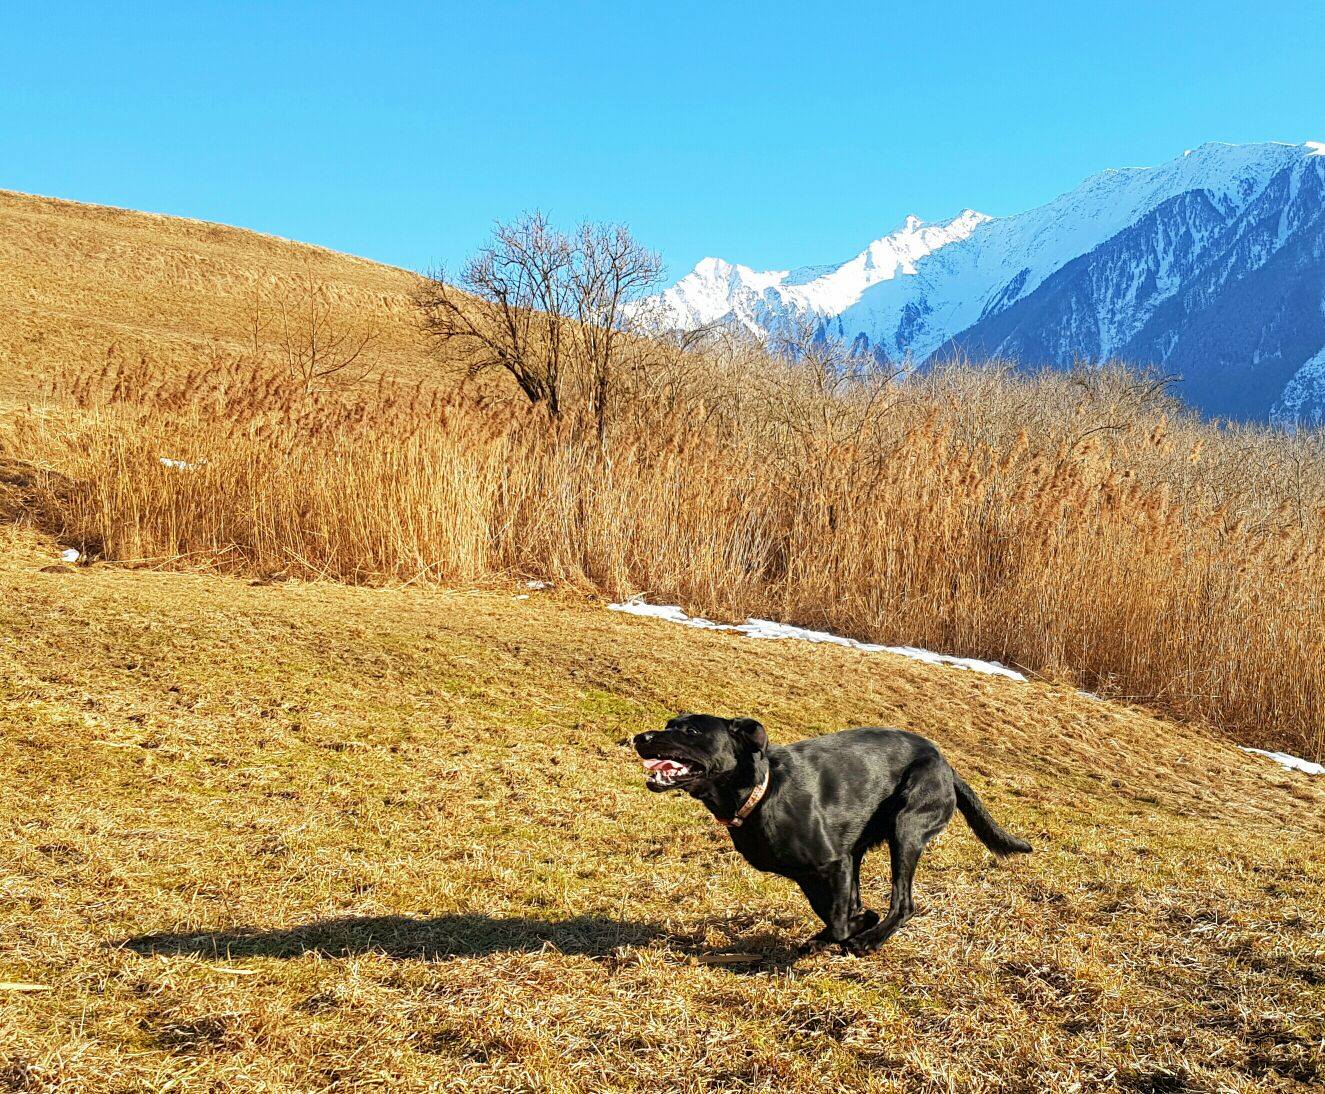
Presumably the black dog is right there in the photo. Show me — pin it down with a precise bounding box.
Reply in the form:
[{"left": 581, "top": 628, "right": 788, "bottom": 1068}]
[{"left": 634, "top": 713, "right": 1031, "bottom": 954}]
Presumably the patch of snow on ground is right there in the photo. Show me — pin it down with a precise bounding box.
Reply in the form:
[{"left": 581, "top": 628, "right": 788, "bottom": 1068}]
[
  {"left": 159, "top": 457, "right": 202, "bottom": 471},
  {"left": 610, "top": 605, "right": 1325, "bottom": 772},
  {"left": 59, "top": 548, "right": 80, "bottom": 564},
  {"left": 607, "top": 601, "right": 1026, "bottom": 681},
  {"left": 1238, "top": 747, "right": 1324, "bottom": 776}
]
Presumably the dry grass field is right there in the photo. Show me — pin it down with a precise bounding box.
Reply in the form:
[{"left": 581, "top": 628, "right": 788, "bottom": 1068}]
[
  {"left": 0, "top": 189, "right": 433, "bottom": 402},
  {"left": 2, "top": 191, "right": 1323, "bottom": 1091},
  {"left": 1, "top": 524, "right": 1322, "bottom": 1092}
]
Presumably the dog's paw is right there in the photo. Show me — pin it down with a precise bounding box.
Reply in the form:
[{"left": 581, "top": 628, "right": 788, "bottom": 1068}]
[{"left": 841, "top": 934, "right": 879, "bottom": 957}]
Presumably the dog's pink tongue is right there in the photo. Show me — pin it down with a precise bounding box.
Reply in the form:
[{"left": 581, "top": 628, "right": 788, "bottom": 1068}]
[{"left": 642, "top": 758, "right": 683, "bottom": 772}]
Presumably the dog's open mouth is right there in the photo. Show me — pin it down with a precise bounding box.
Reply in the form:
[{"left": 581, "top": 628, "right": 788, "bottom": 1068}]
[{"left": 642, "top": 757, "right": 704, "bottom": 789}]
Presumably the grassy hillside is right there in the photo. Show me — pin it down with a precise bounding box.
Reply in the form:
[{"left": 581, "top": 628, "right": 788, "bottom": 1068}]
[
  {"left": 2, "top": 525, "right": 1321, "bottom": 1092},
  {"left": 0, "top": 189, "right": 434, "bottom": 400}
]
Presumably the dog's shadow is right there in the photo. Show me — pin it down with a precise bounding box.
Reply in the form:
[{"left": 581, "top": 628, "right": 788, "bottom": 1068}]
[
  {"left": 123, "top": 913, "right": 664, "bottom": 961},
  {"left": 121, "top": 912, "right": 802, "bottom": 969}
]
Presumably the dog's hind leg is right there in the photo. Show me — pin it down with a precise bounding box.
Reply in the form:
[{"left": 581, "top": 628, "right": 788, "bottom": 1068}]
[
  {"left": 849, "top": 847, "right": 880, "bottom": 935},
  {"left": 850, "top": 847, "right": 864, "bottom": 916},
  {"left": 846, "top": 757, "right": 955, "bottom": 955}
]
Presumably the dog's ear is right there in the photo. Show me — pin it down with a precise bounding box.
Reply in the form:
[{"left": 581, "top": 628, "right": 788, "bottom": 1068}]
[{"left": 728, "top": 717, "right": 768, "bottom": 751}]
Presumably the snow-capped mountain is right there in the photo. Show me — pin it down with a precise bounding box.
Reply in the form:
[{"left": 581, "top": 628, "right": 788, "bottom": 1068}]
[{"left": 653, "top": 141, "right": 1325, "bottom": 423}]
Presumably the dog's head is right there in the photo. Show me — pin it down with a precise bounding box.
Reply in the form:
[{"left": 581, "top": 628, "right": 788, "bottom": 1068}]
[{"left": 632, "top": 712, "right": 768, "bottom": 794}]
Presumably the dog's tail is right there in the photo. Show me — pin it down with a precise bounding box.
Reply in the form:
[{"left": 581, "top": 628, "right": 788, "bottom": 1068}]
[{"left": 952, "top": 773, "right": 1032, "bottom": 857}]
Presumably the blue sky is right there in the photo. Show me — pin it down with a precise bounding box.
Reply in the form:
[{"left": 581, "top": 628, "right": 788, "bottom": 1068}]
[{"left": 2, "top": 2, "right": 1322, "bottom": 282}]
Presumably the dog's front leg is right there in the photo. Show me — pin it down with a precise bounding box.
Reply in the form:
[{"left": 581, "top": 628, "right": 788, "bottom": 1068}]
[{"left": 796, "top": 859, "right": 867, "bottom": 951}]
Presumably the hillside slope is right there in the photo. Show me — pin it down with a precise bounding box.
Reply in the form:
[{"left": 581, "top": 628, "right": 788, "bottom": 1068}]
[
  {"left": 2, "top": 527, "right": 1320, "bottom": 1092},
  {"left": 0, "top": 189, "right": 435, "bottom": 399}
]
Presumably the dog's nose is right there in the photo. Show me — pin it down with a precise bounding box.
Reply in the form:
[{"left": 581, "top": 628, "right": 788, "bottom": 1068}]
[{"left": 633, "top": 731, "right": 655, "bottom": 747}]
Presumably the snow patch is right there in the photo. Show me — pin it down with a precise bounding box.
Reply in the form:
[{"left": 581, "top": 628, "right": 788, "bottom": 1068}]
[
  {"left": 159, "top": 456, "right": 202, "bottom": 471},
  {"left": 59, "top": 548, "right": 80, "bottom": 564},
  {"left": 607, "top": 600, "right": 1026, "bottom": 681},
  {"left": 1239, "top": 747, "right": 1324, "bottom": 776},
  {"left": 610, "top": 605, "right": 1325, "bottom": 774}
]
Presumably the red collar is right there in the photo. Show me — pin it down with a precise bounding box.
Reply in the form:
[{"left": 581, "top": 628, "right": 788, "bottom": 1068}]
[{"left": 715, "top": 764, "right": 770, "bottom": 828}]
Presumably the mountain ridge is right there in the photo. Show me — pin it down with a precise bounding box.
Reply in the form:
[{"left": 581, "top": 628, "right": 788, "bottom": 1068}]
[{"left": 655, "top": 141, "right": 1325, "bottom": 422}]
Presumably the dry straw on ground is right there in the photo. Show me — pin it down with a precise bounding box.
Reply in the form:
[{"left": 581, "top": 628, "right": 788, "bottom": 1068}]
[{"left": 1, "top": 526, "right": 1321, "bottom": 1092}]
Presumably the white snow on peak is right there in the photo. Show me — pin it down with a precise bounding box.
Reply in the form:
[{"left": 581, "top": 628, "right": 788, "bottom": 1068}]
[
  {"left": 1305, "top": 140, "right": 1325, "bottom": 157},
  {"left": 1270, "top": 343, "right": 1325, "bottom": 426},
  {"left": 779, "top": 208, "right": 991, "bottom": 316},
  {"left": 848, "top": 141, "right": 1307, "bottom": 359},
  {"left": 650, "top": 141, "right": 1316, "bottom": 360},
  {"left": 606, "top": 600, "right": 1026, "bottom": 681},
  {"left": 657, "top": 208, "right": 991, "bottom": 336}
]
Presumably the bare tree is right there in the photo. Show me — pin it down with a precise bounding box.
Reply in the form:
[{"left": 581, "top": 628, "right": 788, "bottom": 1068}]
[
  {"left": 414, "top": 213, "right": 663, "bottom": 430},
  {"left": 567, "top": 221, "right": 663, "bottom": 440},
  {"left": 247, "top": 262, "right": 380, "bottom": 392}
]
